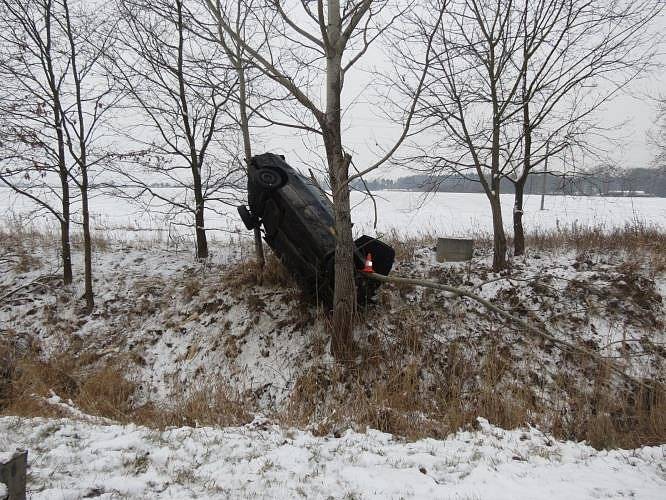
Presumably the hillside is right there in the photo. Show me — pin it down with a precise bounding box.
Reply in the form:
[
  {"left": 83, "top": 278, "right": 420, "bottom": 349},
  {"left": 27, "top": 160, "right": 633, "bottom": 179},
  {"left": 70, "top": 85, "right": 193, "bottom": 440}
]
[{"left": 1, "top": 225, "right": 665, "bottom": 497}]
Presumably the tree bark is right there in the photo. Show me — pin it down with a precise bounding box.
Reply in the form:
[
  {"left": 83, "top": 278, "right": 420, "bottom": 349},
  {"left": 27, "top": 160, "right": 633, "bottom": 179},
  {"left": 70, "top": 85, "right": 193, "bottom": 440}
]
[
  {"left": 56, "top": 133, "right": 73, "bottom": 285},
  {"left": 193, "top": 188, "right": 208, "bottom": 259},
  {"left": 81, "top": 169, "right": 94, "bottom": 313},
  {"left": 489, "top": 39, "right": 507, "bottom": 271},
  {"left": 62, "top": 0, "right": 93, "bottom": 312},
  {"left": 328, "top": 142, "right": 355, "bottom": 360},
  {"left": 175, "top": 0, "right": 207, "bottom": 259},
  {"left": 59, "top": 218, "right": 72, "bottom": 285},
  {"left": 513, "top": 177, "right": 527, "bottom": 256},
  {"left": 325, "top": 2, "right": 355, "bottom": 360},
  {"left": 489, "top": 190, "right": 507, "bottom": 271},
  {"left": 515, "top": 45, "right": 530, "bottom": 258},
  {"left": 234, "top": 38, "right": 264, "bottom": 273}
]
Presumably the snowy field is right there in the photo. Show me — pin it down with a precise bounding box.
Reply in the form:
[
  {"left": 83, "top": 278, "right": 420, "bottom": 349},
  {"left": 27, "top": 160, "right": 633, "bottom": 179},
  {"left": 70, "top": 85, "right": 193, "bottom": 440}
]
[
  {"left": 1, "top": 187, "right": 665, "bottom": 241},
  {"left": 1, "top": 414, "right": 664, "bottom": 499}
]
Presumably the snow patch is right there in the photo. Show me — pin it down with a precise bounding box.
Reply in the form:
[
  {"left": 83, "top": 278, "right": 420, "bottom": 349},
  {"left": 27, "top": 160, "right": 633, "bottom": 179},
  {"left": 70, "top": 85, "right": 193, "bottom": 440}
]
[{"left": 0, "top": 415, "right": 664, "bottom": 499}]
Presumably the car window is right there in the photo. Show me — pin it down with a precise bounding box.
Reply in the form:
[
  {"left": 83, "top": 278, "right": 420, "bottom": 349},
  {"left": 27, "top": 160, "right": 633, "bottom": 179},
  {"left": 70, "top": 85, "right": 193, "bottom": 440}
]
[{"left": 303, "top": 178, "right": 333, "bottom": 210}]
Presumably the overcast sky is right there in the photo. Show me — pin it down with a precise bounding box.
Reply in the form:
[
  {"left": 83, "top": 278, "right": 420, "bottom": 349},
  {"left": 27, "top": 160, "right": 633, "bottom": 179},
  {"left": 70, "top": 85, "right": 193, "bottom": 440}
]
[{"left": 262, "top": 6, "right": 666, "bottom": 180}]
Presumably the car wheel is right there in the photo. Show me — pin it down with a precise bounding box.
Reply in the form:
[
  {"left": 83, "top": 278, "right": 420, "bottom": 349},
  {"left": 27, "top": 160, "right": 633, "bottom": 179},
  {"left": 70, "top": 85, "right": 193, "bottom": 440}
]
[{"left": 256, "top": 167, "right": 286, "bottom": 190}]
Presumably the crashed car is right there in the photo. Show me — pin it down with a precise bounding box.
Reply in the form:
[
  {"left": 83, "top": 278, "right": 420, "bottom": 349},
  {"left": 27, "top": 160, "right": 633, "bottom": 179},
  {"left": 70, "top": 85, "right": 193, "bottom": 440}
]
[{"left": 237, "top": 153, "right": 394, "bottom": 305}]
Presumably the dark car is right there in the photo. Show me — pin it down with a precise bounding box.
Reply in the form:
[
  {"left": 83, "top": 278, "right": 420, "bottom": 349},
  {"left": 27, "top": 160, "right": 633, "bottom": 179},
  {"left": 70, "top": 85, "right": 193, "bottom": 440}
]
[{"left": 237, "top": 153, "right": 394, "bottom": 305}]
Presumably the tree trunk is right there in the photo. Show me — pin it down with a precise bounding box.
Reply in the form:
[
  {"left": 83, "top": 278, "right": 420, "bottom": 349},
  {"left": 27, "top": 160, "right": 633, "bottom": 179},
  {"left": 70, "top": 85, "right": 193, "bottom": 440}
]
[
  {"left": 234, "top": 44, "right": 264, "bottom": 273},
  {"left": 516, "top": 46, "right": 530, "bottom": 258},
  {"left": 513, "top": 176, "right": 527, "bottom": 256},
  {"left": 173, "top": 0, "right": 208, "bottom": 259},
  {"left": 328, "top": 143, "right": 355, "bottom": 360},
  {"left": 62, "top": 0, "right": 93, "bottom": 312},
  {"left": 81, "top": 172, "right": 94, "bottom": 313},
  {"left": 489, "top": 178, "right": 507, "bottom": 271},
  {"left": 193, "top": 191, "right": 208, "bottom": 259},
  {"left": 46, "top": 2, "right": 72, "bottom": 285},
  {"left": 253, "top": 227, "right": 264, "bottom": 270},
  {"left": 325, "top": 1, "right": 355, "bottom": 360},
  {"left": 489, "top": 43, "right": 507, "bottom": 272},
  {"left": 59, "top": 167, "right": 72, "bottom": 285}
]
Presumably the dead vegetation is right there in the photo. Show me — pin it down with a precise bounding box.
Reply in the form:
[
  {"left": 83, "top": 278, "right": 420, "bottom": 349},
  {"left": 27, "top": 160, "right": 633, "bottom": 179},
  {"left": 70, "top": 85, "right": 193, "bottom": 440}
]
[
  {"left": 0, "top": 340, "right": 253, "bottom": 428},
  {"left": 0, "top": 223, "right": 664, "bottom": 449},
  {"left": 283, "top": 330, "right": 665, "bottom": 449}
]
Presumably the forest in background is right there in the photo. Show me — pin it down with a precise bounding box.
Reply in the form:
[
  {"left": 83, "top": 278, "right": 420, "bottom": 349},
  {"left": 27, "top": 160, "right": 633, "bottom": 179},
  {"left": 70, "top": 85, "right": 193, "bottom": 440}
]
[{"left": 358, "top": 166, "right": 666, "bottom": 196}]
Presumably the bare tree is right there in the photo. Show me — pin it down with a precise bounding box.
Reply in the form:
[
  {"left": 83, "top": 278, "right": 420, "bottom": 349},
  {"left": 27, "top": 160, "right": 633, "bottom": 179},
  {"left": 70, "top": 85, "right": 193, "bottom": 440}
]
[
  {"left": 394, "top": 0, "right": 662, "bottom": 267},
  {"left": 197, "top": 0, "right": 267, "bottom": 272},
  {"left": 395, "top": 0, "right": 524, "bottom": 270},
  {"left": 109, "top": 0, "right": 242, "bottom": 259},
  {"left": 1, "top": 0, "right": 120, "bottom": 312},
  {"left": 0, "top": 0, "right": 74, "bottom": 284},
  {"left": 57, "top": 0, "right": 120, "bottom": 313},
  {"left": 505, "top": 0, "right": 663, "bottom": 256},
  {"left": 203, "top": 0, "right": 439, "bottom": 359}
]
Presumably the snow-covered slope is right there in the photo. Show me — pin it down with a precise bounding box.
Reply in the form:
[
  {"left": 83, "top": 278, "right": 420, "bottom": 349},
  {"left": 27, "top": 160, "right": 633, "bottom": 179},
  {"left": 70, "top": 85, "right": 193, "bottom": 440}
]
[
  {"left": 1, "top": 415, "right": 664, "bottom": 499},
  {"left": 2, "top": 226, "right": 665, "bottom": 498}
]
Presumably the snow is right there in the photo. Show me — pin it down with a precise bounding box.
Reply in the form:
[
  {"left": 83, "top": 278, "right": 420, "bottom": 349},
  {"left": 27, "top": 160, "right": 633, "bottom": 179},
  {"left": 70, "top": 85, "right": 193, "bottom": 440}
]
[
  {"left": 2, "top": 239, "right": 663, "bottom": 412},
  {"left": 1, "top": 187, "right": 665, "bottom": 498},
  {"left": 0, "top": 415, "right": 664, "bottom": 499},
  {"left": 2, "top": 187, "right": 664, "bottom": 243}
]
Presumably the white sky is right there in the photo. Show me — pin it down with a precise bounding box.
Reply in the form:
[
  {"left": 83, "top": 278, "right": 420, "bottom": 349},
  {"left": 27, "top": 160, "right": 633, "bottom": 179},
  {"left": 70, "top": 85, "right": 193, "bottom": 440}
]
[{"left": 260, "top": 5, "right": 666, "bottom": 180}]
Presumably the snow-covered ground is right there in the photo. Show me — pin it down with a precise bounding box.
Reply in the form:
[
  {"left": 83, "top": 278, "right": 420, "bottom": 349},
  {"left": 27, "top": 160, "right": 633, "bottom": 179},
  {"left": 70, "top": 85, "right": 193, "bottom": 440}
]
[
  {"left": 2, "top": 240, "right": 663, "bottom": 411},
  {"left": 2, "top": 188, "right": 665, "bottom": 498},
  {"left": 2, "top": 187, "right": 665, "bottom": 242},
  {"left": 1, "top": 415, "right": 664, "bottom": 499}
]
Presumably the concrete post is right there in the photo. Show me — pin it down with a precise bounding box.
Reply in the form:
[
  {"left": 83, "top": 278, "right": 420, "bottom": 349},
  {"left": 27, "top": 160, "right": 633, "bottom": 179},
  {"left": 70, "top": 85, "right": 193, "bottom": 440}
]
[
  {"left": 0, "top": 450, "right": 27, "bottom": 500},
  {"left": 436, "top": 238, "right": 474, "bottom": 262}
]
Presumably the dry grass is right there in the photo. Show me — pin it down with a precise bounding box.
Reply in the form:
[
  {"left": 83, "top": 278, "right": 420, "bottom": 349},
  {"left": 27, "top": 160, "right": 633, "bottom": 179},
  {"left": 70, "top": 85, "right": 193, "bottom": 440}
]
[
  {"left": 1, "top": 221, "right": 664, "bottom": 449},
  {"left": 225, "top": 252, "right": 295, "bottom": 289},
  {"left": 0, "top": 342, "right": 133, "bottom": 420},
  {"left": 133, "top": 385, "right": 253, "bottom": 429},
  {"left": 520, "top": 222, "right": 666, "bottom": 273},
  {"left": 283, "top": 331, "right": 666, "bottom": 448},
  {"left": 382, "top": 229, "right": 437, "bottom": 262},
  {"left": 282, "top": 336, "right": 534, "bottom": 440},
  {"left": 0, "top": 342, "right": 251, "bottom": 428},
  {"left": 0, "top": 217, "right": 60, "bottom": 253},
  {"left": 381, "top": 222, "right": 666, "bottom": 274}
]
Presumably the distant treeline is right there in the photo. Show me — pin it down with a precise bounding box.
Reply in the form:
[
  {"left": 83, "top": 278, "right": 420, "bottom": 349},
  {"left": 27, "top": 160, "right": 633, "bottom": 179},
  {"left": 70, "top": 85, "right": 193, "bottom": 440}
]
[{"left": 355, "top": 167, "right": 666, "bottom": 197}]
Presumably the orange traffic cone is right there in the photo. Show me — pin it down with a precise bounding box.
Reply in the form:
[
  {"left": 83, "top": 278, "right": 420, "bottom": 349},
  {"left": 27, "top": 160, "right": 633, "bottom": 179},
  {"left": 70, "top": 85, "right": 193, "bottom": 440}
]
[{"left": 362, "top": 253, "right": 373, "bottom": 273}]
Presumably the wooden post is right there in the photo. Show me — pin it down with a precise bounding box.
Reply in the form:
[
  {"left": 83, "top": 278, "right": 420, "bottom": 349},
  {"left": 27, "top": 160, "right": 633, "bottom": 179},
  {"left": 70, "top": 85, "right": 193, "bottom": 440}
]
[{"left": 0, "top": 450, "right": 27, "bottom": 500}]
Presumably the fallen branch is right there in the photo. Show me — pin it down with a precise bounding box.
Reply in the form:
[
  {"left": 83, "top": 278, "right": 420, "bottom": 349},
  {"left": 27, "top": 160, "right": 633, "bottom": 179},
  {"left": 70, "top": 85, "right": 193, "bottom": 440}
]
[
  {"left": 366, "top": 272, "right": 653, "bottom": 390},
  {"left": 0, "top": 274, "right": 61, "bottom": 304}
]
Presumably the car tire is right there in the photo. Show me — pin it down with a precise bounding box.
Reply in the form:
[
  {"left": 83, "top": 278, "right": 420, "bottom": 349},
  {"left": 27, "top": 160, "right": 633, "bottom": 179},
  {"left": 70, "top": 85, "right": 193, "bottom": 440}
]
[
  {"left": 255, "top": 167, "right": 287, "bottom": 191},
  {"left": 237, "top": 205, "right": 257, "bottom": 230}
]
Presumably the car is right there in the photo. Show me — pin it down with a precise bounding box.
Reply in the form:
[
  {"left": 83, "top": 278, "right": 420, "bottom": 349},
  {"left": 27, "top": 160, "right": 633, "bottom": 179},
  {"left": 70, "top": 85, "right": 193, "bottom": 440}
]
[{"left": 237, "top": 153, "right": 395, "bottom": 305}]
